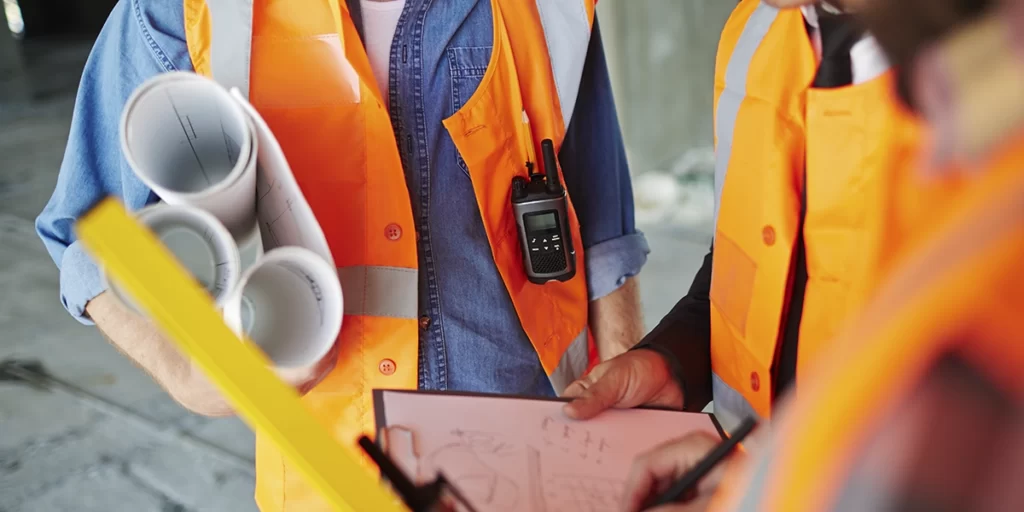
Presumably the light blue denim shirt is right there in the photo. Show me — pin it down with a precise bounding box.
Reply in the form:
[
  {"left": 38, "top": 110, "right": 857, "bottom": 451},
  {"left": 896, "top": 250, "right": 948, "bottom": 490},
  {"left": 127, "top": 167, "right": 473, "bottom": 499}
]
[{"left": 36, "top": 0, "right": 649, "bottom": 397}]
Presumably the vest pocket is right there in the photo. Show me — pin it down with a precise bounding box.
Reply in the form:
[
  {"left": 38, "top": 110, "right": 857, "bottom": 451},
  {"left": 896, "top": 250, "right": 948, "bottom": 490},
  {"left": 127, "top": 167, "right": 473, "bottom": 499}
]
[
  {"left": 447, "top": 46, "right": 494, "bottom": 178},
  {"left": 710, "top": 231, "right": 757, "bottom": 338}
]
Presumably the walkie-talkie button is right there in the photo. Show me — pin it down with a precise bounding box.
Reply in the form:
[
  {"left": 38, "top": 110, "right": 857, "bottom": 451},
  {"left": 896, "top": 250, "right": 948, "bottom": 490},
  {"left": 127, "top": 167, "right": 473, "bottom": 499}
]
[
  {"left": 551, "top": 235, "right": 560, "bottom": 241},
  {"left": 543, "top": 246, "right": 549, "bottom": 251},
  {"left": 542, "top": 238, "right": 549, "bottom": 243},
  {"left": 531, "top": 238, "right": 537, "bottom": 243},
  {"left": 554, "top": 244, "right": 560, "bottom": 250},
  {"left": 531, "top": 247, "right": 539, "bottom": 252}
]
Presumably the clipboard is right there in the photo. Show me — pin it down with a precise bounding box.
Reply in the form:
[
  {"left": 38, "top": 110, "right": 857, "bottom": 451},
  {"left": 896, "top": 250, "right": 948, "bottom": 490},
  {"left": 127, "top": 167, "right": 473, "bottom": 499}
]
[{"left": 372, "top": 389, "right": 726, "bottom": 512}]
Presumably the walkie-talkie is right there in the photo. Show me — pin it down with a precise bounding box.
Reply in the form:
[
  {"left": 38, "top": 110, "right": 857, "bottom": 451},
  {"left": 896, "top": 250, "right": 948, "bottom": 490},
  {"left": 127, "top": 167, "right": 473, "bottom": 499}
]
[{"left": 512, "top": 139, "right": 577, "bottom": 284}]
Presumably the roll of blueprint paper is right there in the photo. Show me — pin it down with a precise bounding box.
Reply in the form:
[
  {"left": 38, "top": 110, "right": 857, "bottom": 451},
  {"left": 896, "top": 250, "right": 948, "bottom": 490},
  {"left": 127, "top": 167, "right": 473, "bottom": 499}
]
[
  {"left": 117, "top": 71, "right": 342, "bottom": 370},
  {"left": 103, "top": 203, "right": 241, "bottom": 311},
  {"left": 120, "top": 72, "right": 259, "bottom": 242},
  {"left": 222, "top": 247, "right": 343, "bottom": 369}
]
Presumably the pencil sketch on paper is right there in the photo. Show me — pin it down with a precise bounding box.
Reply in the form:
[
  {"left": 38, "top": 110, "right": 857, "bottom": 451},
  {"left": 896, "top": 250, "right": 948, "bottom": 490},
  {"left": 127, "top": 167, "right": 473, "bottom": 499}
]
[
  {"left": 425, "top": 417, "right": 626, "bottom": 510},
  {"left": 423, "top": 442, "right": 520, "bottom": 512},
  {"left": 540, "top": 416, "right": 611, "bottom": 464},
  {"left": 526, "top": 445, "right": 625, "bottom": 512},
  {"left": 450, "top": 429, "right": 519, "bottom": 458},
  {"left": 255, "top": 171, "right": 306, "bottom": 251}
]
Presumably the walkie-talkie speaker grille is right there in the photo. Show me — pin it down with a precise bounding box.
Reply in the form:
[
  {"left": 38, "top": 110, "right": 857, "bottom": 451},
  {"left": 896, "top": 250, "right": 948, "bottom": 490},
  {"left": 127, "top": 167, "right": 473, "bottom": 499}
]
[{"left": 531, "top": 250, "right": 568, "bottom": 275}]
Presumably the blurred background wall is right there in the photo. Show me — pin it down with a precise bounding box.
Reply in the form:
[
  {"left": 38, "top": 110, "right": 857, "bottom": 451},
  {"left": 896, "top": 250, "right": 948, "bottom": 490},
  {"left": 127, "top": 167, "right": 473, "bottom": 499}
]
[
  {"left": 0, "top": 1, "right": 731, "bottom": 510},
  {"left": 600, "top": 0, "right": 732, "bottom": 235}
]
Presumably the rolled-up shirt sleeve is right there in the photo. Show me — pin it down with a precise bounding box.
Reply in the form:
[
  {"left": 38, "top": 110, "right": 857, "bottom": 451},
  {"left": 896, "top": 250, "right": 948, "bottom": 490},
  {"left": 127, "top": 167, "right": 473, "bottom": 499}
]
[
  {"left": 34, "top": 0, "right": 191, "bottom": 324},
  {"left": 559, "top": 15, "right": 650, "bottom": 301}
]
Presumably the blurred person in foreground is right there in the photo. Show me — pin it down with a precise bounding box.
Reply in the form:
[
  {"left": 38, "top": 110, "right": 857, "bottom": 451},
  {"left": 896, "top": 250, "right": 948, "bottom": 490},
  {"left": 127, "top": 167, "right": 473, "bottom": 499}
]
[
  {"left": 620, "top": 0, "right": 1024, "bottom": 510},
  {"left": 565, "top": 0, "right": 930, "bottom": 436}
]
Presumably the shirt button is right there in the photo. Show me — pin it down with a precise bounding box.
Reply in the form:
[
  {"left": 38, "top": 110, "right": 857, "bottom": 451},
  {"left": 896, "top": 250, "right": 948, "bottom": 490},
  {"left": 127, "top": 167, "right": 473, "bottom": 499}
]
[
  {"left": 385, "top": 223, "right": 402, "bottom": 241},
  {"left": 378, "top": 359, "right": 396, "bottom": 376},
  {"left": 419, "top": 316, "right": 431, "bottom": 330},
  {"left": 762, "top": 225, "right": 776, "bottom": 246},
  {"left": 750, "top": 371, "right": 761, "bottom": 392}
]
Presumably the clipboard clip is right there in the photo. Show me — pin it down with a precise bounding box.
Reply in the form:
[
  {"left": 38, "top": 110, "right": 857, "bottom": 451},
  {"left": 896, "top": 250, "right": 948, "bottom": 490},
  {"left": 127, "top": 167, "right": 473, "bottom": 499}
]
[{"left": 357, "top": 435, "right": 480, "bottom": 512}]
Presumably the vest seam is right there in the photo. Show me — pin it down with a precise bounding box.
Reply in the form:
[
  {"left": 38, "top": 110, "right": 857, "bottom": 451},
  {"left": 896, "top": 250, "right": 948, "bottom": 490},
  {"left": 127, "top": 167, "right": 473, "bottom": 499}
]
[
  {"left": 357, "top": 38, "right": 372, "bottom": 464},
  {"left": 132, "top": 0, "right": 176, "bottom": 73}
]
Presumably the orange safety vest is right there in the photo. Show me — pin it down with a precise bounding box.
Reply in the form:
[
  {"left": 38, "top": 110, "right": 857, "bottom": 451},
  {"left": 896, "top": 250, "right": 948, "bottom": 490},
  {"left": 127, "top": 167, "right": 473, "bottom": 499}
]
[
  {"left": 708, "top": 0, "right": 925, "bottom": 433},
  {"left": 709, "top": 134, "right": 1024, "bottom": 512},
  {"left": 183, "top": 0, "right": 596, "bottom": 509}
]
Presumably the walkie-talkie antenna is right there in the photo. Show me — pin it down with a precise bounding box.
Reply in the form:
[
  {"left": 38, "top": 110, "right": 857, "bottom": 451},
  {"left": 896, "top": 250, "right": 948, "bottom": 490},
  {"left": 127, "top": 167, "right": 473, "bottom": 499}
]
[{"left": 541, "top": 139, "right": 560, "bottom": 194}]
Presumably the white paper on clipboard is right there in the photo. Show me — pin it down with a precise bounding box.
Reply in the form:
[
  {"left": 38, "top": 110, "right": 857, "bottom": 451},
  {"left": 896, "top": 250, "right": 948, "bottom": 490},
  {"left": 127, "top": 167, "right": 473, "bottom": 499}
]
[{"left": 374, "top": 390, "right": 724, "bottom": 512}]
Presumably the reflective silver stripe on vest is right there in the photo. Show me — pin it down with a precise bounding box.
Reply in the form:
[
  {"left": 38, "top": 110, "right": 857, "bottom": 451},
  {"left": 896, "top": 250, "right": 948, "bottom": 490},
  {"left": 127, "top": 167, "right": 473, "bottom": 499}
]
[
  {"left": 535, "top": 0, "right": 592, "bottom": 128},
  {"left": 549, "top": 327, "right": 590, "bottom": 394},
  {"left": 731, "top": 439, "right": 776, "bottom": 511},
  {"left": 713, "top": 372, "right": 763, "bottom": 435},
  {"left": 713, "top": 2, "right": 779, "bottom": 227},
  {"left": 337, "top": 265, "right": 418, "bottom": 319},
  {"left": 204, "top": 0, "right": 254, "bottom": 98}
]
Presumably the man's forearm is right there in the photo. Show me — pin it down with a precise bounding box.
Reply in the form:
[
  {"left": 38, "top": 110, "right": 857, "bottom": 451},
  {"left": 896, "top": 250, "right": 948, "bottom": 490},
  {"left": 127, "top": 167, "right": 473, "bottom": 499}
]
[
  {"left": 589, "top": 276, "right": 644, "bottom": 361},
  {"left": 86, "top": 291, "right": 234, "bottom": 417}
]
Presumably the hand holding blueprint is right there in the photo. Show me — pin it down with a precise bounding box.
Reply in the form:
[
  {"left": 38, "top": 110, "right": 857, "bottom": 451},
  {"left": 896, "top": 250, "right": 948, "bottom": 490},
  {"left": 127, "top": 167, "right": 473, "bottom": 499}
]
[{"left": 114, "top": 72, "right": 342, "bottom": 369}]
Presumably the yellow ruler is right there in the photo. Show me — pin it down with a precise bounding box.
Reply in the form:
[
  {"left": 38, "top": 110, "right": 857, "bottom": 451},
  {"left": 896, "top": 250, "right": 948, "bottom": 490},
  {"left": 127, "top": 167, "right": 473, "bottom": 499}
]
[{"left": 76, "top": 198, "right": 405, "bottom": 512}]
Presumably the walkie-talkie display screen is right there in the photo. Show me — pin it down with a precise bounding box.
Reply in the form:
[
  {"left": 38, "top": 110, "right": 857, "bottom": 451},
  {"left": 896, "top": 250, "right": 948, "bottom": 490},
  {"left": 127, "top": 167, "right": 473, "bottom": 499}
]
[{"left": 525, "top": 212, "right": 557, "bottom": 232}]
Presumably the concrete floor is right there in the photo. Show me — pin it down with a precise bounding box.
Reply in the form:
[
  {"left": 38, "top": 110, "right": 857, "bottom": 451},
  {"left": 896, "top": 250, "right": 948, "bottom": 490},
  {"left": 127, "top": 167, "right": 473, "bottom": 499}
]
[{"left": 0, "top": 40, "right": 710, "bottom": 512}]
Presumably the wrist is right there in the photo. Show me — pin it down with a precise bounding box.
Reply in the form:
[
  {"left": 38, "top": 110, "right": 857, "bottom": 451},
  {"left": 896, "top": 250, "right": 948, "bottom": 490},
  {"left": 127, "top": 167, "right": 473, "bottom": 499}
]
[{"left": 172, "top": 368, "right": 235, "bottom": 417}]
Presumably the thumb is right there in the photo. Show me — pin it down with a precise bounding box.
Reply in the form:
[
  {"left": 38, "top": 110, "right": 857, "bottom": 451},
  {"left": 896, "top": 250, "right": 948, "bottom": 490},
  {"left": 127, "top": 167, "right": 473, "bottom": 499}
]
[
  {"left": 562, "top": 371, "right": 599, "bottom": 400},
  {"left": 562, "top": 366, "right": 625, "bottom": 420}
]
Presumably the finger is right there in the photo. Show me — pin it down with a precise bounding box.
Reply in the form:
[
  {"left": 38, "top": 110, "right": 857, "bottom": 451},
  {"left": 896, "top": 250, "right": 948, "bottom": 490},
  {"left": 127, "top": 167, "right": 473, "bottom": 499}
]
[
  {"left": 621, "top": 446, "right": 685, "bottom": 511},
  {"left": 562, "top": 372, "right": 598, "bottom": 399},
  {"left": 644, "top": 493, "right": 715, "bottom": 512},
  {"left": 562, "top": 369, "right": 623, "bottom": 420},
  {"left": 563, "top": 360, "right": 613, "bottom": 398},
  {"left": 620, "top": 459, "right": 660, "bottom": 512},
  {"left": 621, "top": 433, "right": 723, "bottom": 511}
]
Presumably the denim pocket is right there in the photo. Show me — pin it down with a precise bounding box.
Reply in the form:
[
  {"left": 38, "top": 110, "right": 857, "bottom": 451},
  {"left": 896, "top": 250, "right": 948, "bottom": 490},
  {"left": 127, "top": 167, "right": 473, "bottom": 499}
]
[{"left": 447, "top": 46, "right": 493, "bottom": 177}]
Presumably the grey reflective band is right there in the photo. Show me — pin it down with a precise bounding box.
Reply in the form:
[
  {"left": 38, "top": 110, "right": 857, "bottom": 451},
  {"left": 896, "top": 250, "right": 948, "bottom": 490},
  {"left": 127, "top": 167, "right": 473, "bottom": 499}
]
[
  {"left": 731, "top": 440, "right": 776, "bottom": 511},
  {"left": 549, "top": 327, "right": 590, "bottom": 393},
  {"left": 204, "top": 0, "right": 254, "bottom": 98},
  {"left": 712, "top": 372, "right": 763, "bottom": 435},
  {"left": 713, "top": 3, "right": 779, "bottom": 227},
  {"left": 337, "top": 265, "right": 418, "bottom": 319},
  {"left": 535, "top": 0, "right": 591, "bottom": 128}
]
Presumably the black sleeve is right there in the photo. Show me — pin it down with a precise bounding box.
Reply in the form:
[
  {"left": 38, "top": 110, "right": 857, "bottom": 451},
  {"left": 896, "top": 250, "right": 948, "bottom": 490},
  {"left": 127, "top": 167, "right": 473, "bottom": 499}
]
[{"left": 632, "top": 246, "right": 713, "bottom": 412}]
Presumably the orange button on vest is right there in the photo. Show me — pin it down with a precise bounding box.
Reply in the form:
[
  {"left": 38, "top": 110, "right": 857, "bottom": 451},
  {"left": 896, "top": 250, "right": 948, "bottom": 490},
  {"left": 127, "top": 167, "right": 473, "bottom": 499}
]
[{"left": 183, "top": 0, "right": 597, "bottom": 509}]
